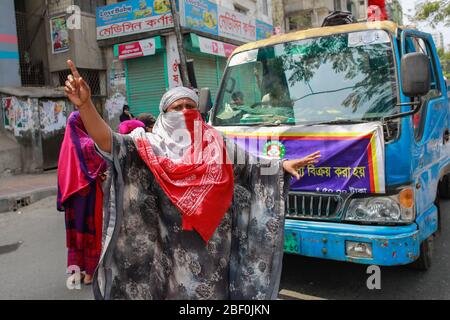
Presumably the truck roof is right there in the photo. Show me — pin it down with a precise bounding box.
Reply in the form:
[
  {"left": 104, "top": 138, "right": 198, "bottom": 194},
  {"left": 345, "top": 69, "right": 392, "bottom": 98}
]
[{"left": 233, "top": 21, "right": 400, "bottom": 56}]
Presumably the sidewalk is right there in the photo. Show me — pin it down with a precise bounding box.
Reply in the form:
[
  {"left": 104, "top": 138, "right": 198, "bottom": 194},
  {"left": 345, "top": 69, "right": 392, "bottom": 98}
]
[{"left": 0, "top": 171, "right": 57, "bottom": 213}]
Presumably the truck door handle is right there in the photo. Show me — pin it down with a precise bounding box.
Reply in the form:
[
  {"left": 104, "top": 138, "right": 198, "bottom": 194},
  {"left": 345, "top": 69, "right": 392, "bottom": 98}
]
[{"left": 444, "top": 130, "right": 450, "bottom": 143}]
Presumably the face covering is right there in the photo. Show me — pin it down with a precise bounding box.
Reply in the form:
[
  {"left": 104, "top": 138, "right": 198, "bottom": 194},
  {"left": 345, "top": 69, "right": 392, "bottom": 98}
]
[{"left": 130, "top": 108, "right": 234, "bottom": 243}]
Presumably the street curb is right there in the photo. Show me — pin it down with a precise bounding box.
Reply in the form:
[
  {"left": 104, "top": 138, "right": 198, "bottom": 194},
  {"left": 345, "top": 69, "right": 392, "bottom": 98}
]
[{"left": 0, "top": 187, "right": 57, "bottom": 214}]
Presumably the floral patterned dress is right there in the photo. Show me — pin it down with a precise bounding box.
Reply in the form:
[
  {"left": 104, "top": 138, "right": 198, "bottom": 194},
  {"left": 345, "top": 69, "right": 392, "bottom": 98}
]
[{"left": 93, "top": 132, "right": 290, "bottom": 300}]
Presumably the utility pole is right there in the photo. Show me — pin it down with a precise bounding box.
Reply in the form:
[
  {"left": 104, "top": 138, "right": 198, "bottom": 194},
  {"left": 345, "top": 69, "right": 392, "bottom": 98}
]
[{"left": 169, "top": 0, "right": 191, "bottom": 88}]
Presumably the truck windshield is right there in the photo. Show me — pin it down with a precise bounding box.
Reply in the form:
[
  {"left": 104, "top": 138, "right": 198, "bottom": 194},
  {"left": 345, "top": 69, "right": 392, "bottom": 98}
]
[{"left": 213, "top": 30, "right": 398, "bottom": 126}]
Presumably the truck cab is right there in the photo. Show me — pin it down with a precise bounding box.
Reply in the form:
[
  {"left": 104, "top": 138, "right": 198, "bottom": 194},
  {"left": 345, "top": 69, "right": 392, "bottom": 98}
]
[{"left": 204, "top": 21, "right": 450, "bottom": 269}]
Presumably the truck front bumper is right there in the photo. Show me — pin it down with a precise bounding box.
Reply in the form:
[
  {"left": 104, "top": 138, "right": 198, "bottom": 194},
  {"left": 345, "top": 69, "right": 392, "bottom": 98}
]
[{"left": 284, "top": 219, "right": 420, "bottom": 266}]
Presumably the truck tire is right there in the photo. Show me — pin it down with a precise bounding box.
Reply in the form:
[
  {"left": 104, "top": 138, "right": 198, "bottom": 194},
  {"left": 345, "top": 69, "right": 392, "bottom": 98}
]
[
  {"left": 438, "top": 174, "right": 450, "bottom": 199},
  {"left": 410, "top": 235, "right": 434, "bottom": 271},
  {"left": 409, "top": 191, "right": 440, "bottom": 271}
]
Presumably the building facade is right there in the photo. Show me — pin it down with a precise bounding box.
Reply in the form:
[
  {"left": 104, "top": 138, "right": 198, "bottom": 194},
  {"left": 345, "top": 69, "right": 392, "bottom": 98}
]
[
  {"left": 278, "top": 0, "right": 368, "bottom": 32},
  {"left": 0, "top": 0, "right": 21, "bottom": 87},
  {"left": 272, "top": 0, "right": 402, "bottom": 33},
  {"left": 1, "top": 0, "right": 107, "bottom": 174},
  {"left": 98, "top": 0, "right": 274, "bottom": 127},
  {"left": 385, "top": 0, "right": 403, "bottom": 25}
]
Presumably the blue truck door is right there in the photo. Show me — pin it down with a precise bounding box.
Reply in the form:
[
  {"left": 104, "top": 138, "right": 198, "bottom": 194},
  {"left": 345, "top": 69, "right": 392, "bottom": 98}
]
[{"left": 400, "top": 30, "right": 447, "bottom": 242}]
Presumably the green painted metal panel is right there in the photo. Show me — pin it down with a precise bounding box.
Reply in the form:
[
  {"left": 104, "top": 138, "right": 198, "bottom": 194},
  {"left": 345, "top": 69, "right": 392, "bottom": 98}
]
[
  {"left": 187, "top": 52, "right": 227, "bottom": 101},
  {"left": 126, "top": 54, "right": 166, "bottom": 116}
]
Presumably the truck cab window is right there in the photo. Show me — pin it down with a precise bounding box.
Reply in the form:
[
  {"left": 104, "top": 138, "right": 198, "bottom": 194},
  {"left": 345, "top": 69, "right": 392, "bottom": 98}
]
[{"left": 214, "top": 30, "right": 398, "bottom": 126}]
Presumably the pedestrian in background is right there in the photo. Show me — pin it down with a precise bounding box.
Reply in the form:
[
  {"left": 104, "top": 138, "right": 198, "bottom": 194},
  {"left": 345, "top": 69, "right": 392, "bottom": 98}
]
[
  {"left": 119, "top": 105, "right": 134, "bottom": 123},
  {"left": 118, "top": 119, "right": 145, "bottom": 135},
  {"left": 136, "top": 113, "right": 156, "bottom": 133},
  {"left": 57, "top": 111, "right": 107, "bottom": 286}
]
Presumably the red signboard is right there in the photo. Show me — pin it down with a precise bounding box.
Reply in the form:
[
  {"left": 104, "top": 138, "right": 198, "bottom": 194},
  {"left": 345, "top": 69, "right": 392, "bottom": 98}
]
[{"left": 118, "top": 38, "right": 156, "bottom": 60}]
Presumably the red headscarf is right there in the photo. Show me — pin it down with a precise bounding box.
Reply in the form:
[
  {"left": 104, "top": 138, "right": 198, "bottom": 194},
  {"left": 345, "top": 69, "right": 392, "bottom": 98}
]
[{"left": 131, "top": 108, "right": 234, "bottom": 243}]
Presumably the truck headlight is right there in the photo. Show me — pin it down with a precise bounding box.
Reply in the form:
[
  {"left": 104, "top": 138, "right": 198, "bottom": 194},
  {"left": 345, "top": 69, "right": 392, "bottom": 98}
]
[{"left": 345, "top": 188, "right": 415, "bottom": 223}]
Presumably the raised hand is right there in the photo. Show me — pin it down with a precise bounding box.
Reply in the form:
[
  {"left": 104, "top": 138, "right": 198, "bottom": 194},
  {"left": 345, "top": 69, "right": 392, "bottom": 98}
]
[
  {"left": 283, "top": 151, "right": 321, "bottom": 180},
  {"left": 64, "top": 60, "right": 91, "bottom": 108}
]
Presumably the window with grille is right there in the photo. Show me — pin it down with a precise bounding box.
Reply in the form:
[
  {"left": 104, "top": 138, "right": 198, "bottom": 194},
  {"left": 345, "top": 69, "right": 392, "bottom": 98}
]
[
  {"left": 287, "top": 12, "right": 313, "bottom": 31},
  {"left": 15, "top": 11, "right": 46, "bottom": 86},
  {"left": 233, "top": 4, "right": 249, "bottom": 15},
  {"left": 58, "top": 69, "right": 102, "bottom": 96}
]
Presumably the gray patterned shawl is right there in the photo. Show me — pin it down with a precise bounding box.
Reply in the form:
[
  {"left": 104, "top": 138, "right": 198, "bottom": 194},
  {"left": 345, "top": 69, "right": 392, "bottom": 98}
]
[{"left": 93, "top": 132, "right": 289, "bottom": 300}]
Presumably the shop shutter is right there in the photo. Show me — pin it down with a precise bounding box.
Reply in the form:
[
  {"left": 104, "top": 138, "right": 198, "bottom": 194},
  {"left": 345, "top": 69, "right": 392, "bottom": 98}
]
[
  {"left": 126, "top": 54, "right": 166, "bottom": 116},
  {"left": 188, "top": 53, "right": 221, "bottom": 101}
]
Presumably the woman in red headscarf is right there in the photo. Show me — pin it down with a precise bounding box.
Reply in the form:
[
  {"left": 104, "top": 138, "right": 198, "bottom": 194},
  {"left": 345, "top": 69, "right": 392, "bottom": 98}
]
[
  {"left": 57, "top": 111, "right": 107, "bottom": 285},
  {"left": 63, "top": 60, "right": 320, "bottom": 300}
]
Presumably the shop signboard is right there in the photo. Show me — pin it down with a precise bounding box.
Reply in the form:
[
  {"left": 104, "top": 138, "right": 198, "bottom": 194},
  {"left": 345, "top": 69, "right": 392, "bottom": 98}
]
[
  {"left": 118, "top": 38, "right": 156, "bottom": 60},
  {"left": 180, "top": 0, "right": 272, "bottom": 42},
  {"left": 217, "top": 6, "right": 256, "bottom": 43},
  {"left": 181, "top": 0, "right": 218, "bottom": 36},
  {"left": 166, "top": 34, "right": 182, "bottom": 88},
  {"left": 256, "top": 19, "right": 273, "bottom": 40},
  {"left": 96, "top": 0, "right": 273, "bottom": 42},
  {"left": 96, "top": 0, "right": 173, "bottom": 40},
  {"left": 197, "top": 35, "right": 237, "bottom": 58}
]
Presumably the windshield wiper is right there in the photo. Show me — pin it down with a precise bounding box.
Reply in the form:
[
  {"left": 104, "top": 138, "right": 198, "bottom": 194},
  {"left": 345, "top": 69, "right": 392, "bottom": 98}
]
[
  {"left": 230, "top": 121, "right": 286, "bottom": 127},
  {"left": 303, "top": 119, "right": 371, "bottom": 126}
]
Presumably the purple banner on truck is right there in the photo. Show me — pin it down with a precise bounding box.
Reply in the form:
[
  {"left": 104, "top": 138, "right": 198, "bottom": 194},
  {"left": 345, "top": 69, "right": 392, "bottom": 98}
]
[{"left": 219, "top": 123, "right": 386, "bottom": 194}]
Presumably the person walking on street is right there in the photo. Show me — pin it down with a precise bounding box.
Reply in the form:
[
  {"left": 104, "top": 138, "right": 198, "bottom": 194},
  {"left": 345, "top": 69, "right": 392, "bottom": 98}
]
[{"left": 57, "top": 111, "right": 107, "bottom": 286}]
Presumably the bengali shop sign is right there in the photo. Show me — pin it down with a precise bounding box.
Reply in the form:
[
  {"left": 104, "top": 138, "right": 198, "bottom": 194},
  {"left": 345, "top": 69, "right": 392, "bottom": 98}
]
[
  {"left": 256, "top": 19, "right": 274, "bottom": 40},
  {"left": 198, "top": 35, "right": 237, "bottom": 57},
  {"left": 222, "top": 123, "right": 386, "bottom": 194},
  {"left": 118, "top": 38, "right": 156, "bottom": 60},
  {"left": 96, "top": 0, "right": 274, "bottom": 42},
  {"left": 181, "top": 0, "right": 218, "bottom": 35},
  {"left": 217, "top": 6, "right": 256, "bottom": 43},
  {"left": 180, "top": 0, "right": 272, "bottom": 42},
  {"left": 96, "top": 0, "right": 173, "bottom": 39}
]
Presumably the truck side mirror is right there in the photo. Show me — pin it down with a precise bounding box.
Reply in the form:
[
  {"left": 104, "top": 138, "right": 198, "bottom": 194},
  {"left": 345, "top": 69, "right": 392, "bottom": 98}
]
[
  {"left": 198, "top": 88, "right": 212, "bottom": 114},
  {"left": 401, "top": 52, "right": 431, "bottom": 97}
]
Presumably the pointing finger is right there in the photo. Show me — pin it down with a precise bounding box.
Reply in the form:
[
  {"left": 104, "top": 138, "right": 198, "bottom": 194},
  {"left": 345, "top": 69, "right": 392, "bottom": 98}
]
[{"left": 67, "top": 60, "right": 81, "bottom": 79}]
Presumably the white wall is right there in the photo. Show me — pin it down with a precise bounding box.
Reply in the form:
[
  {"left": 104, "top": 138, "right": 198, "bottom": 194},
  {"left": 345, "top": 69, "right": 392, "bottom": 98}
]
[{"left": 216, "top": 0, "right": 272, "bottom": 23}]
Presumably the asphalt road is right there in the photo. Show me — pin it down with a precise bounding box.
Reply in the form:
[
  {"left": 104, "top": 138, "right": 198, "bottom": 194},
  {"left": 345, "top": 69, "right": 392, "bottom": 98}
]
[
  {"left": 279, "top": 199, "right": 450, "bottom": 300},
  {"left": 0, "top": 197, "right": 92, "bottom": 300},
  {"left": 0, "top": 196, "right": 448, "bottom": 300}
]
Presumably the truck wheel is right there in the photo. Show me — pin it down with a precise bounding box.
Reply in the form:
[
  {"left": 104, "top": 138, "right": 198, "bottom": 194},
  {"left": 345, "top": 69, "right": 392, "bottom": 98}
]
[
  {"left": 438, "top": 174, "right": 450, "bottom": 199},
  {"left": 435, "top": 193, "right": 442, "bottom": 236},
  {"left": 410, "top": 235, "right": 434, "bottom": 271}
]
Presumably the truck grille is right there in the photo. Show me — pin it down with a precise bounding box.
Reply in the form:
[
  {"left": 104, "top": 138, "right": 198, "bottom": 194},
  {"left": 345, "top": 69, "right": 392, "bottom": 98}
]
[{"left": 286, "top": 192, "right": 343, "bottom": 219}]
